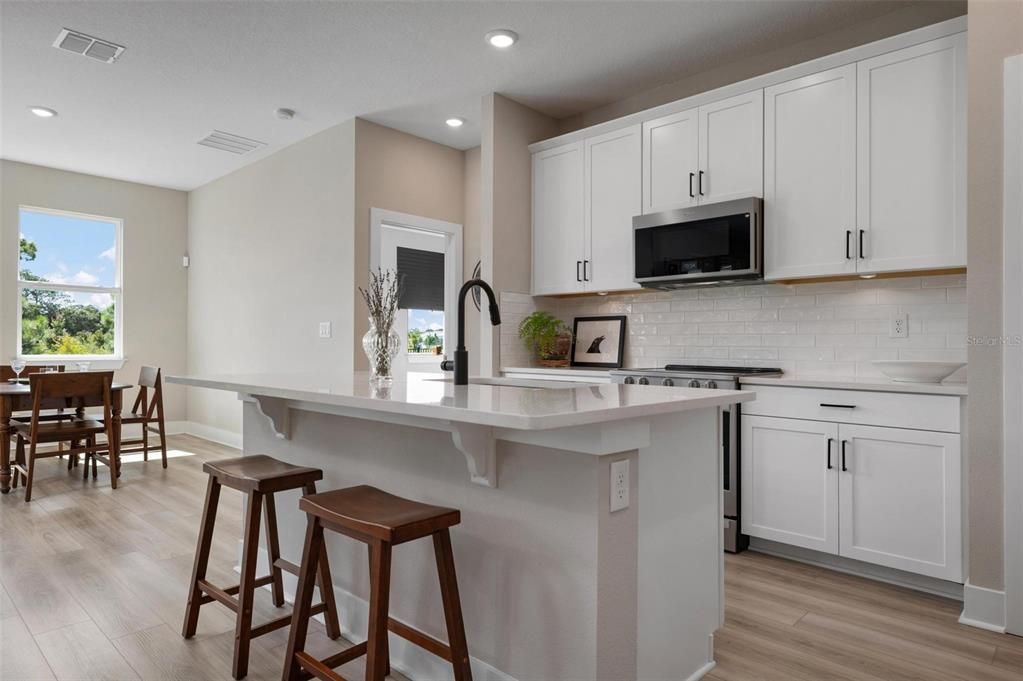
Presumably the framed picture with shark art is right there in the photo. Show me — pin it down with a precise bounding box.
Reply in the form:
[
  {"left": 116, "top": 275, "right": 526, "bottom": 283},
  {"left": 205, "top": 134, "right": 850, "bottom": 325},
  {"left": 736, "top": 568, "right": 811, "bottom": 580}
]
[{"left": 571, "top": 315, "right": 626, "bottom": 368}]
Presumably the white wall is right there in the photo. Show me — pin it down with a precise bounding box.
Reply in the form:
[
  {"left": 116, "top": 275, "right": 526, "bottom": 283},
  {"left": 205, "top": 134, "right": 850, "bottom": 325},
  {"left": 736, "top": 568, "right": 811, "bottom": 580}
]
[
  {"left": 523, "top": 275, "right": 968, "bottom": 380},
  {"left": 0, "top": 160, "right": 189, "bottom": 419},
  {"left": 186, "top": 121, "right": 356, "bottom": 436}
]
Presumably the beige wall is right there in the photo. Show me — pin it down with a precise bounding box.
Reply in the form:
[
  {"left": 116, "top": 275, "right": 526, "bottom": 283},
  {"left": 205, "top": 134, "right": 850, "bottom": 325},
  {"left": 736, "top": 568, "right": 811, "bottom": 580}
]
[
  {"left": 186, "top": 121, "right": 356, "bottom": 436},
  {"left": 481, "top": 94, "right": 559, "bottom": 374},
  {"left": 352, "top": 119, "right": 465, "bottom": 371},
  {"left": 558, "top": 1, "right": 966, "bottom": 133},
  {"left": 0, "top": 160, "right": 189, "bottom": 420},
  {"left": 463, "top": 146, "right": 482, "bottom": 375},
  {"left": 966, "top": 0, "right": 1023, "bottom": 591}
]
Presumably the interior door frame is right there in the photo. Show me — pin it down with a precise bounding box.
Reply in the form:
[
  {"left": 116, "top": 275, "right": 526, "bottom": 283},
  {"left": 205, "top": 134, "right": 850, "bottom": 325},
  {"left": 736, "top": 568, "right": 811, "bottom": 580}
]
[
  {"left": 370, "top": 208, "right": 463, "bottom": 367},
  {"left": 1003, "top": 53, "right": 1023, "bottom": 636}
]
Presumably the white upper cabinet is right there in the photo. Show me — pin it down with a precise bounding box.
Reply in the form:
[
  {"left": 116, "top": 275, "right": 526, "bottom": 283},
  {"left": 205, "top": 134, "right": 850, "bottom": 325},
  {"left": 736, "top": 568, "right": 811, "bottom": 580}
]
[
  {"left": 642, "top": 108, "right": 699, "bottom": 213},
  {"left": 764, "top": 65, "right": 857, "bottom": 280},
  {"left": 532, "top": 142, "right": 585, "bottom": 295},
  {"left": 642, "top": 92, "right": 764, "bottom": 213},
  {"left": 698, "top": 90, "right": 764, "bottom": 204},
  {"left": 585, "top": 125, "right": 642, "bottom": 292},
  {"left": 856, "top": 34, "right": 967, "bottom": 273},
  {"left": 838, "top": 424, "right": 962, "bottom": 582}
]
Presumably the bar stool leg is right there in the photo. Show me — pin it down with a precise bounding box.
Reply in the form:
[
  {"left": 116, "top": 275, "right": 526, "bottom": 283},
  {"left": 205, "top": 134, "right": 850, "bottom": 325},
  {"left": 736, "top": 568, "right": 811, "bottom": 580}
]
[
  {"left": 182, "top": 476, "right": 221, "bottom": 638},
  {"left": 263, "top": 493, "right": 286, "bottom": 607},
  {"left": 366, "top": 540, "right": 393, "bottom": 681},
  {"left": 282, "top": 515, "right": 326, "bottom": 681},
  {"left": 305, "top": 482, "right": 342, "bottom": 641},
  {"left": 434, "top": 529, "right": 472, "bottom": 681},
  {"left": 233, "top": 489, "right": 265, "bottom": 680}
]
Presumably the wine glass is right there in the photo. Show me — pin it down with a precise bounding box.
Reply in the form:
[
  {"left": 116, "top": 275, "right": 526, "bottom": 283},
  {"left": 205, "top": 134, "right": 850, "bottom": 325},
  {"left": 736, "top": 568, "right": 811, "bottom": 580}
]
[{"left": 10, "top": 359, "right": 26, "bottom": 383}]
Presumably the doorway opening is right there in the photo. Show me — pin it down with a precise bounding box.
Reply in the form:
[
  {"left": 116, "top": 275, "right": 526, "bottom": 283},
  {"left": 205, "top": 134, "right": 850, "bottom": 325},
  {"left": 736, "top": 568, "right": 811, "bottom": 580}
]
[{"left": 370, "top": 209, "right": 462, "bottom": 377}]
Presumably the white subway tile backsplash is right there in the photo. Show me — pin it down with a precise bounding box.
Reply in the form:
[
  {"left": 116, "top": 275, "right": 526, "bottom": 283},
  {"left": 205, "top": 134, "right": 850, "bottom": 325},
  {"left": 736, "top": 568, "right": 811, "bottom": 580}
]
[
  {"left": 877, "top": 288, "right": 948, "bottom": 305},
  {"left": 533, "top": 276, "right": 968, "bottom": 373},
  {"left": 729, "top": 309, "right": 779, "bottom": 322},
  {"left": 683, "top": 310, "right": 730, "bottom": 322}
]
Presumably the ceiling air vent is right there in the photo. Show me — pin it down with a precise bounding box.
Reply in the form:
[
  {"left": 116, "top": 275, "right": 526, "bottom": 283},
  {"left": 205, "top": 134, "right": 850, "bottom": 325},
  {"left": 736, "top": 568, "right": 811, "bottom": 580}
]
[
  {"left": 53, "top": 28, "right": 125, "bottom": 64},
  {"left": 197, "top": 130, "right": 267, "bottom": 155}
]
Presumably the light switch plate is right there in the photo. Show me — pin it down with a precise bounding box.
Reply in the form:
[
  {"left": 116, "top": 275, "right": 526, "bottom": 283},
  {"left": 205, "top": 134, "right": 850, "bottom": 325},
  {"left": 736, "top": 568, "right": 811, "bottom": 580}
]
[{"left": 319, "top": 322, "right": 332, "bottom": 338}]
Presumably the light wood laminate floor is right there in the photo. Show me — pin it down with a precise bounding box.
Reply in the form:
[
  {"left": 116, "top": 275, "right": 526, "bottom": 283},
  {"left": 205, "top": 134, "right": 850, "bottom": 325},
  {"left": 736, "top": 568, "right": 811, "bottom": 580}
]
[{"left": 0, "top": 434, "right": 1020, "bottom": 681}]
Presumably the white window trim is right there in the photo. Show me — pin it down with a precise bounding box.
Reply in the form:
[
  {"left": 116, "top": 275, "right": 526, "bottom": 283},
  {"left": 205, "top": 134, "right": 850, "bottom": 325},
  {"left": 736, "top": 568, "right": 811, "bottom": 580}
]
[{"left": 15, "top": 204, "right": 125, "bottom": 363}]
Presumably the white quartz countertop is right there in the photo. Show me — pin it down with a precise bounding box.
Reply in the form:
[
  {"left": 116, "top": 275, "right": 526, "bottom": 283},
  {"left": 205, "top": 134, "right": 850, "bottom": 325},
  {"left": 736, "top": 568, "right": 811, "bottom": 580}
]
[
  {"left": 501, "top": 366, "right": 612, "bottom": 379},
  {"left": 169, "top": 371, "right": 753, "bottom": 430},
  {"left": 739, "top": 375, "right": 967, "bottom": 396}
]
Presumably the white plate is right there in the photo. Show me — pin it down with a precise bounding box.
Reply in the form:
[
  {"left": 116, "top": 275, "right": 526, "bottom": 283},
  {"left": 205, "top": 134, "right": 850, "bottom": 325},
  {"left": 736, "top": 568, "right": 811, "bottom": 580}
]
[{"left": 871, "top": 360, "right": 966, "bottom": 383}]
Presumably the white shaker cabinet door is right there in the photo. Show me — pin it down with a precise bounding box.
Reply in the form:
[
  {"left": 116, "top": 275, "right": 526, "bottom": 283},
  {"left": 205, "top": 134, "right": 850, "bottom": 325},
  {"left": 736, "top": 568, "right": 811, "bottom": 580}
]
[
  {"left": 838, "top": 424, "right": 962, "bottom": 582},
  {"left": 698, "top": 90, "right": 764, "bottom": 204},
  {"left": 764, "top": 65, "right": 857, "bottom": 279},
  {"left": 585, "top": 125, "right": 642, "bottom": 292},
  {"left": 642, "top": 108, "right": 699, "bottom": 214},
  {"left": 742, "top": 415, "right": 839, "bottom": 554},
  {"left": 532, "top": 142, "right": 585, "bottom": 295},
  {"left": 856, "top": 34, "right": 967, "bottom": 273}
]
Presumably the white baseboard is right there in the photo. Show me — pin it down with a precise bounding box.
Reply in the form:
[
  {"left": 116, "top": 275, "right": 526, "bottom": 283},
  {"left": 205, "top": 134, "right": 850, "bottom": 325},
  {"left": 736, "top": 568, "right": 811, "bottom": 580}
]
[
  {"left": 246, "top": 547, "right": 516, "bottom": 681},
  {"left": 177, "top": 421, "right": 242, "bottom": 449},
  {"left": 686, "top": 660, "right": 716, "bottom": 681},
  {"left": 959, "top": 581, "right": 1007, "bottom": 633}
]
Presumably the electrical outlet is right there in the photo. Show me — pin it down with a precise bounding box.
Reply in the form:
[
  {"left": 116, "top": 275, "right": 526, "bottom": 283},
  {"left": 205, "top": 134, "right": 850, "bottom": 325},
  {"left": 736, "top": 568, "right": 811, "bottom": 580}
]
[
  {"left": 319, "top": 322, "right": 332, "bottom": 338},
  {"left": 610, "top": 459, "right": 629, "bottom": 512},
  {"left": 890, "top": 313, "right": 909, "bottom": 339}
]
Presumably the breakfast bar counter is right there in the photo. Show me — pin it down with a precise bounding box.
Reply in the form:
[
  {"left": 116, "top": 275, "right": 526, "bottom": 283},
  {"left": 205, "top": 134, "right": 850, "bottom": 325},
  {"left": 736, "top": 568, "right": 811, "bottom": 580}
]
[{"left": 169, "top": 372, "right": 753, "bottom": 681}]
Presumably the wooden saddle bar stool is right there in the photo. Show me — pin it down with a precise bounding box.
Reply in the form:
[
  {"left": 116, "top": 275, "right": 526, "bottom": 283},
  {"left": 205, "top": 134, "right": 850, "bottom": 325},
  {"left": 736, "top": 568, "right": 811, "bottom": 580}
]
[
  {"left": 283, "top": 485, "right": 472, "bottom": 681},
  {"left": 10, "top": 371, "right": 115, "bottom": 501},
  {"left": 182, "top": 455, "right": 342, "bottom": 680},
  {"left": 115, "top": 366, "right": 168, "bottom": 467}
]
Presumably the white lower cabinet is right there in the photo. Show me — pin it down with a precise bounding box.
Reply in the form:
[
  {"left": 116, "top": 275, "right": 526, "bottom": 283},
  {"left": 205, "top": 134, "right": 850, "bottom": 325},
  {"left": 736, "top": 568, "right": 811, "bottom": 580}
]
[
  {"left": 742, "top": 416, "right": 839, "bottom": 554},
  {"left": 838, "top": 424, "right": 961, "bottom": 581},
  {"left": 741, "top": 391, "right": 962, "bottom": 582}
]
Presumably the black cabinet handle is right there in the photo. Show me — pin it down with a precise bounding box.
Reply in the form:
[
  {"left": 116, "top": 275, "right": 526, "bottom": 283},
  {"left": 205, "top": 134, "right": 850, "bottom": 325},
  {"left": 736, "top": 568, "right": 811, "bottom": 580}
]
[
  {"left": 859, "top": 229, "right": 866, "bottom": 259},
  {"left": 841, "top": 440, "right": 848, "bottom": 472},
  {"left": 689, "top": 172, "right": 695, "bottom": 198},
  {"left": 583, "top": 260, "right": 590, "bottom": 281},
  {"left": 826, "top": 438, "right": 834, "bottom": 470},
  {"left": 846, "top": 230, "right": 852, "bottom": 259},
  {"left": 820, "top": 403, "right": 856, "bottom": 409},
  {"left": 576, "top": 261, "right": 582, "bottom": 282},
  {"left": 698, "top": 170, "right": 705, "bottom": 196}
]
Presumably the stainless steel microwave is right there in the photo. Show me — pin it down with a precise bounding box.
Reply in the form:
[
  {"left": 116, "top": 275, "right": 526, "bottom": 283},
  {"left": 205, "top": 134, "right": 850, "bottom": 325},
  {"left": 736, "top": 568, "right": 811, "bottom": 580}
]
[{"left": 633, "top": 197, "right": 763, "bottom": 289}]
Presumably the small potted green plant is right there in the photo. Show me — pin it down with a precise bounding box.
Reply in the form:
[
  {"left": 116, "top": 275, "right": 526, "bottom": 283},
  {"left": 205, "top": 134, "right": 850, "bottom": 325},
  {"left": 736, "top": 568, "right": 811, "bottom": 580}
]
[{"left": 518, "top": 311, "right": 573, "bottom": 367}]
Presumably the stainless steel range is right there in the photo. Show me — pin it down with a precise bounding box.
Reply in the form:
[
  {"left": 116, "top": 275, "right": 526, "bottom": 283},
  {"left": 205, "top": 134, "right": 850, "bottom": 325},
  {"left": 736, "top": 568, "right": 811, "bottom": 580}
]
[{"left": 610, "top": 364, "right": 782, "bottom": 552}]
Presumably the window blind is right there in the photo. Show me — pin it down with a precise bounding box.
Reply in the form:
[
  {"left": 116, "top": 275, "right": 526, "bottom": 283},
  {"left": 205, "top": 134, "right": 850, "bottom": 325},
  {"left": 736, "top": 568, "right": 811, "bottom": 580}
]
[{"left": 397, "top": 247, "right": 445, "bottom": 311}]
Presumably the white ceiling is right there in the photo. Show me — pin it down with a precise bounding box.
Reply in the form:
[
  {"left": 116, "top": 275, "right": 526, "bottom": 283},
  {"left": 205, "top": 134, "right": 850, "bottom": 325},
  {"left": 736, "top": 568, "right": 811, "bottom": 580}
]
[{"left": 1, "top": 1, "right": 917, "bottom": 191}]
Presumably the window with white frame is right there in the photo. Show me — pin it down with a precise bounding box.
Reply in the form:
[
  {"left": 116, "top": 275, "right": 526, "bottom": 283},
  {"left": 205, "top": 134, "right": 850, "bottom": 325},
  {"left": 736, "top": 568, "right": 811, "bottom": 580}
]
[{"left": 16, "top": 206, "right": 122, "bottom": 358}]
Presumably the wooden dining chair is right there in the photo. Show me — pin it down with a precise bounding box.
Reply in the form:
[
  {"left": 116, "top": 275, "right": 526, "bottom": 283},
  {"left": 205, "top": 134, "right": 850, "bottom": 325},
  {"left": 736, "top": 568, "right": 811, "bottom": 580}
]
[
  {"left": 10, "top": 371, "right": 116, "bottom": 502},
  {"left": 115, "top": 366, "right": 168, "bottom": 468}
]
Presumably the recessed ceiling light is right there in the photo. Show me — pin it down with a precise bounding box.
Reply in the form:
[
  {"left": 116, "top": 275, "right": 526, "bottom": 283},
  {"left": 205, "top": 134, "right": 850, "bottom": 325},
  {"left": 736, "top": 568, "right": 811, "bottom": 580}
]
[
  {"left": 29, "top": 106, "right": 58, "bottom": 118},
  {"left": 859, "top": 273, "right": 878, "bottom": 279},
  {"left": 485, "top": 29, "right": 518, "bottom": 49},
  {"left": 446, "top": 117, "right": 465, "bottom": 128},
  {"left": 275, "top": 107, "right": 295, "bottom": 120}
]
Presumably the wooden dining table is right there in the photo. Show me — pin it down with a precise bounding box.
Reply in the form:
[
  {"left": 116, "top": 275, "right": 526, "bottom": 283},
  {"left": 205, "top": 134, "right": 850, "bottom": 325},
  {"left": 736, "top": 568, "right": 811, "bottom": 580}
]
[{"left": 0, "top": 381, "right": 132, "bottom": 494}]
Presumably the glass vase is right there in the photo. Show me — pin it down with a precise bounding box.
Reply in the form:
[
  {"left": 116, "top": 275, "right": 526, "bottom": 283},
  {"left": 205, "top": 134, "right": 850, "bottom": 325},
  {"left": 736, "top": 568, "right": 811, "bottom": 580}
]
[{"left": 362, "top": 318, "right": 401, "bottom": 387}]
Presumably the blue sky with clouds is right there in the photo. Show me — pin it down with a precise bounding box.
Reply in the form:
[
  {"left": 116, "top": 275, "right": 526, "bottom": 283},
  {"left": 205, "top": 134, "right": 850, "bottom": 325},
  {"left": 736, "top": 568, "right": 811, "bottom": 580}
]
[
  {"left": 19, "top": 209, "right": 117, "bottom": 308},
  {"left": 408, "top": 309, "right": 444, "bottom": 333}
]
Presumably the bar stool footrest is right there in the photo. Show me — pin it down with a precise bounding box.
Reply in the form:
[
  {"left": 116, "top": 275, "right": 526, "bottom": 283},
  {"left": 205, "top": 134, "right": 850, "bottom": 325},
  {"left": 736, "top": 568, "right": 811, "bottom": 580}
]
[{"left": 387, "top": 617, "right": 453, "bottom": 662}]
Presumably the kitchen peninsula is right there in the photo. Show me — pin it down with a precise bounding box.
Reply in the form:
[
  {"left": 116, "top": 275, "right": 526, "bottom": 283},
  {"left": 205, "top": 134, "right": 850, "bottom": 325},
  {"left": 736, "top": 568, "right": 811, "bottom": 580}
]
[{"left": 168, "top": 372, "right": 753, "bottom": 681}]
